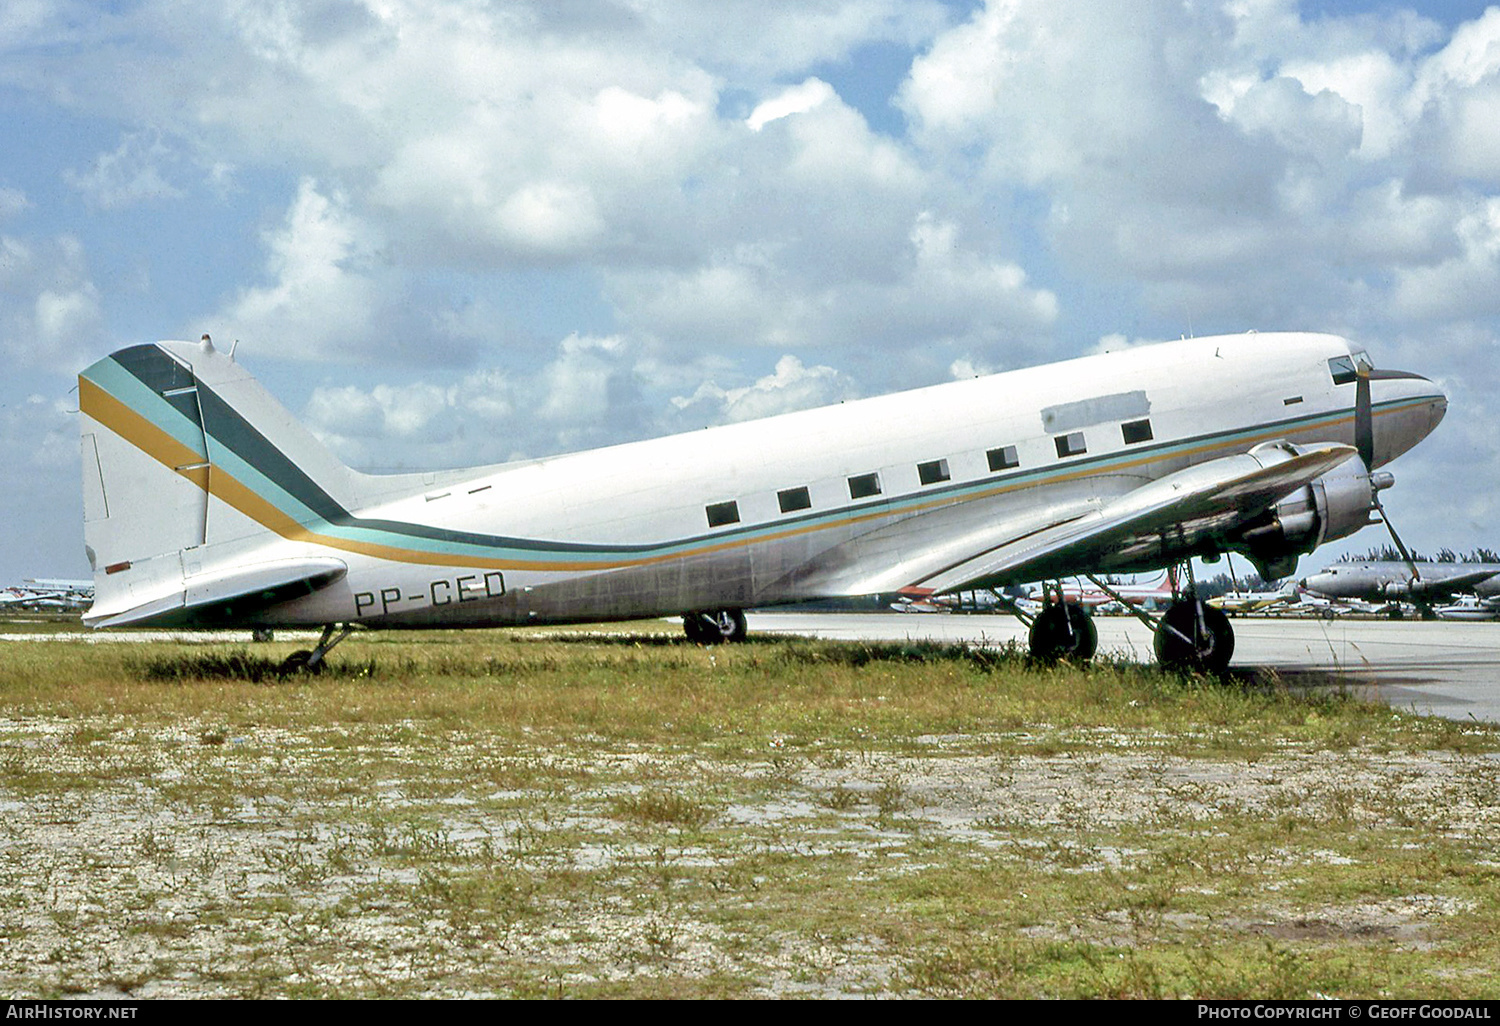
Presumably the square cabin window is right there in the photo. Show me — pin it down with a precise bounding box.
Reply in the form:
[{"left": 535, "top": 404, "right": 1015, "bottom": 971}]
[
  {"left": 705, "top": 500, "right": 740, "bottom": 528},
  {"left": 917, "top": 459, "right": 950, "bottom": 486},
  {"left": 987, "top": 445, "right": 1019, "bottom": 472},
  {"left": 848, "top": 472, "right": 882, "bottom": 499},
  {"left": 1121, "top": 419, "right": 1153, "bottom": 445},
  {"left": 777, "top": 486, "right": 812, "bottom": 514},
  {"left": 1054, "top": 432, "right": 1087, "bottom": 458}
]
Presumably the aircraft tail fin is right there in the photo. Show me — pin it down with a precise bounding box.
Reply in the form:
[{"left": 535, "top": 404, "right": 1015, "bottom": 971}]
[{"left": 78, "top": 337, "right": 360, "bottom": 627}]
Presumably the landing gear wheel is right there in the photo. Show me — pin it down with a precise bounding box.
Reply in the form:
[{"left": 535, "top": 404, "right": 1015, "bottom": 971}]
[
  {"left": 278, "top": 650, "right": 325, "bottom": 676},
  {"left": 683, "top": 609, "right": 748, "bottom": 645},
  {"left": 1154, "top": 600, "right": 1235, "bottom": 675},
  {"left": 1027, "top": 602, "right": 1097, "bottom": 662}
]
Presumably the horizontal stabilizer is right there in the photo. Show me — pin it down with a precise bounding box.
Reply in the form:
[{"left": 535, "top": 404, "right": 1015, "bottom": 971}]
[{"left": 85, "top": 557, "right": 347, "bottom": 629}]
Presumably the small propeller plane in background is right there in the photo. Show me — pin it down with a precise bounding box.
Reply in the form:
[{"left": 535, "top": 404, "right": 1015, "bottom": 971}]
[
  {"left": 1207, "top": 580, "right": 1301, "bottom": 616},
  {"left": 78, "top": 331, "right": 1446, "bottom": 674}
]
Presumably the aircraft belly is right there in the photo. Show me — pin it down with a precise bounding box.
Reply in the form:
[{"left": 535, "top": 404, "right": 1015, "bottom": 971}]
[{"left": 341, "top": 546, "right": 756, "bottom": 628}]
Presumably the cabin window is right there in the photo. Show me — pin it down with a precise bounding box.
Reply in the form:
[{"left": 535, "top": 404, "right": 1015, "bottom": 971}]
[
  {"left": 987, "top": 445, "right": 1019, "bottom": 472},
  {"left": 777, "top": 486, "right": 812, "bottom": 514},
  {"left": 917, "top": 459, "right": 950, "bottom": 486},
  {"left": 1054, "top": 432, "right": 1087, "bottom": 458},
  {"left": 848, "top": 472, "right": 882, "bottom": 499},
  {"left": 1121, "top": 419, "right": 1153, "bottom": 444},
  {"left": 705, "top": 501, "right": 740, "bottom": 528}
]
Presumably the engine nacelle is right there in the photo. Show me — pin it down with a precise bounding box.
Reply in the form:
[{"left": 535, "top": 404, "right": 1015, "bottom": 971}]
[{"left": 1232, "top": 442, "right": 1392, "bottom": 580}]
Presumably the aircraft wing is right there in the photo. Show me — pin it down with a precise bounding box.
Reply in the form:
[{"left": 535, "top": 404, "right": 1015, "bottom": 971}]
[
  {"left": 1402, "top": 569, "right": 1500, "bottom": 598},
  {"left": 823, "top": 443, "right": 1359, "bottom": 597}
]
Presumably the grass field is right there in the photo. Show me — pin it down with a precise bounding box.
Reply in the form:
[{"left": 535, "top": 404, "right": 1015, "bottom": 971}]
[{"left": 2, "top": 622, "right": 1498, "bottom": 998}]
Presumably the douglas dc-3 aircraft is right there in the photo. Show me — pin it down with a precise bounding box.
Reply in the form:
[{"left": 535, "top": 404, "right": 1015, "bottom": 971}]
[{"left": 78, "top": 331, "right": 1446, "bottom": 674}]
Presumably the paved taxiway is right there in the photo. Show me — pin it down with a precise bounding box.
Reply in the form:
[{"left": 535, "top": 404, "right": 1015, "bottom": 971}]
[{"left": 748, "top": 612, "right": 1500, "bottom": 724}]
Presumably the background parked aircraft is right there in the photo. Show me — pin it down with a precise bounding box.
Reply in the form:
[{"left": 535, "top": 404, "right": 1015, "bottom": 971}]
[
  {"left": 1027, "top": 572, "right": 1178, "bottom": 612},
  {"left": 1208, "top": 580, "right": 1300, "bottom": 615},
  {"left": 0, "top": 579, "right": 94, "bottom": 612},
  {"left": 1300, "top": 561, "right": 1500, "bottom": 615},
  {"left": 1433, "top": 595, "right": 1498, "bottom": 621}
]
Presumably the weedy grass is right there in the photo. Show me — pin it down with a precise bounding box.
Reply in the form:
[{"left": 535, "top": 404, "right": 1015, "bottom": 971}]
[{"left": 1, "top": 624, "right": 1498, "bottom": 998}]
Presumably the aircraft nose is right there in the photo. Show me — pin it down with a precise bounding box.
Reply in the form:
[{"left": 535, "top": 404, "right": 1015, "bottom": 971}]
[
  {"left": 1428, "top": 386, "right": 1449, "bottom": 435},
  {"left": 1368, "top": 369, "right": 1447, "bottom": 464}
]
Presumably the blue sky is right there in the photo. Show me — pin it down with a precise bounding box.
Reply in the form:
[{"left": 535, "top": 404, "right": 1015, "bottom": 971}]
[{"left": 3, "top": 0, "right": 1499, "bottom": 584}]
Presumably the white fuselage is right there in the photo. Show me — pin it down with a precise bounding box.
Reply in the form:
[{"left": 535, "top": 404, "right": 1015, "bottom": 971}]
[{"left": 79, "top": 331, "right": 1447, "bottom": 630}]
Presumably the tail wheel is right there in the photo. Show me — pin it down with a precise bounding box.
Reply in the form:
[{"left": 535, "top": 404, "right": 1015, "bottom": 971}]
[
  {"left": 1154, "top": 599, "right": 1235, "bottom": 674},
  {"left": 1027, "top": 602, "right": 1097, "bottom": 662},
  {"left": 278, "top": 650, "right": 325, "bottom": 676},
  {"left": 683, "top": 609, "right": 748, "bottom": 644}
]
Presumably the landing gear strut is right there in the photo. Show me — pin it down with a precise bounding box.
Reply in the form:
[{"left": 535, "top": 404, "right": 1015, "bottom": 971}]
[
  {"left": 1027, "top": 599, "right": 1097, "bottom": 663},
  {"left": 278, "top": 623, "right": 357, "bottom": 675},
  {"left": 682, "top": 609, "right": 748, "bottom": 645},
  {"left": 1024, "top": 569, "right": 1237, "bottom": 675}
]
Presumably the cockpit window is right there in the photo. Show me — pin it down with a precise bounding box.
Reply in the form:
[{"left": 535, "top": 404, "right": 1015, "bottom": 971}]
[{"left": 1329, "top": 350, "right": 1374, "bottom": 385}]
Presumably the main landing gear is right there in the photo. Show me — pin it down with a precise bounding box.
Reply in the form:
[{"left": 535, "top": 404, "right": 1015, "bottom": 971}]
[
  {"left": 1151, "top": 597, "right": 1234, "bottom": 675},
  {"left": 682, "top": 609, "right": 748, "bottom": 645},
  {"left": 1027, "top": 600, "right": 1098, "bottom": 662},
  {"left": 1025, "top": 574, "right": 1236, "bottom": 675},
  {"left": 278, "top": 623, "right": 357, "bottom": 675}
]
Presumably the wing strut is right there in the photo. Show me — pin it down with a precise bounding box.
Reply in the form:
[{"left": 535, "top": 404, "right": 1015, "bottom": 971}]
[{"left": 1083, "top": 573, "right": 1164, "bottom": 634}]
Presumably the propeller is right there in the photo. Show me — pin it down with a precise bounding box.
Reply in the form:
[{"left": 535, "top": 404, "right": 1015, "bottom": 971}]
[
  {"left": 1355, "top": 366, "right": 1374, "bottom": 470},
  {"left": 1355, "top": 363, "right": 1421, "bottom": 585}
]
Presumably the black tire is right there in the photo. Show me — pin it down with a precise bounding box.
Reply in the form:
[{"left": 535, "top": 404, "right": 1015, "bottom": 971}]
[
  {"left": 1153, "top": 600, "right": 1235, "bottom": 674},
  {"left": 278, "top": 650, "right": 324, "bottom": 676},
  {"left": 683, "top": 609, "right": 748, "bottom": 644},
  {"left": 1027, "top": 602, "right": 1098, "bottom": 662}
]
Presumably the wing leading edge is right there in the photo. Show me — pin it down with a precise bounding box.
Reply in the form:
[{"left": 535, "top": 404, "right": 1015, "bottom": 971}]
[{"left": 823, "top": 442, "right": 1359, "bottom": 597}]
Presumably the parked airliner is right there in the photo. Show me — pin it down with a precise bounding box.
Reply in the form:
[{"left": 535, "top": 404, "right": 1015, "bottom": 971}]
[
  {"left": 1301, "top": 561, "right": 1500, "bottom": 614},
  {"left": 78, "top": 331, "right": 1446, "bottom": 673}
]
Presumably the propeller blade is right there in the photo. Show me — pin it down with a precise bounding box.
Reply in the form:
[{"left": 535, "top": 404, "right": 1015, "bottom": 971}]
[{"left": 1355, "top": 368, "right": 1374, "bottom": 469}]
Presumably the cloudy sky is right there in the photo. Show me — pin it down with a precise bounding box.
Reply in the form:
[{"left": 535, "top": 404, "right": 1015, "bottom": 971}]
[{"left": 3, "top": 0, "right": 1498, "bottom": 584}]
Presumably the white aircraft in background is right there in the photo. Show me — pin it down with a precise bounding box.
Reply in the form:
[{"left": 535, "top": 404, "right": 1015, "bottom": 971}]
[
  {"left": 1208, "top": 580, "right": 1300, "bottom": 616},
  {"left": 0, "top": 579, "right": 94, "bottom": 612},
  {"left": 1025, "top": 571, "right": 1178, "bottom": 612},
  {"left": 78, "top": 331, "right": 1446, "bottom": 674},
  {"left": 1300, "top": 561, "right": 1500, "bottom": 616},
  {"left": 1434, "top": 595, "right": 1499, "bottom": 621},
  {"left": 889, "top": 587, "right": 1034, "bottom": 615}
]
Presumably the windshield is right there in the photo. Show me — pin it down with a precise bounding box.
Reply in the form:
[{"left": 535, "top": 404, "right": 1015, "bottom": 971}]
[{"left": 1328, "top": 350, "right": 1373, "bottom": 385}]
